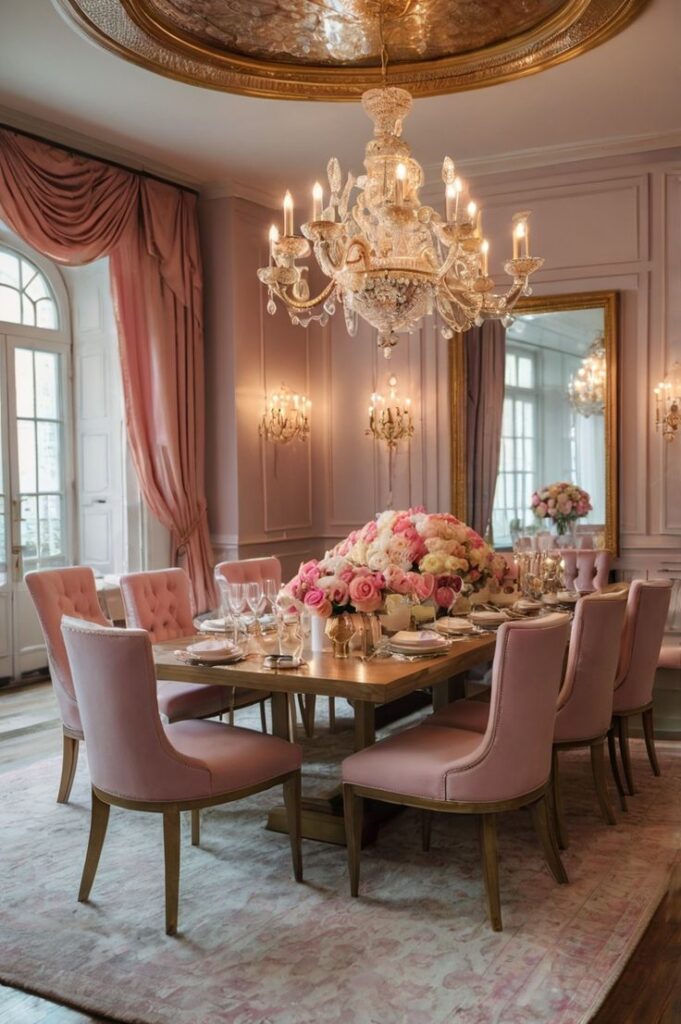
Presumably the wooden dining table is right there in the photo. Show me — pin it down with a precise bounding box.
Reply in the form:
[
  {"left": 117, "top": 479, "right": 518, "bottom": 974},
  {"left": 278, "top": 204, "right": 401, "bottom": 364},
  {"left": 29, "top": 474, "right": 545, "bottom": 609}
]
[{"left": 153, "top": 633, "right": 496, "bottom": 845}]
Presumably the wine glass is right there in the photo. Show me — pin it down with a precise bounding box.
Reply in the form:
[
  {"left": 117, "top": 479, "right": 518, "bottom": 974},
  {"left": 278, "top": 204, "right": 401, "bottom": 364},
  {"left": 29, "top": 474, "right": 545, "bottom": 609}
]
[
  {"left": 225, "top": 582, "right": 246, "bottom": 646},
  {"left": 245, "top": 581, "right": 267, "bottom": 640},
  {"left": 263, "top": 577, "right": 278, "bottom": 615}
]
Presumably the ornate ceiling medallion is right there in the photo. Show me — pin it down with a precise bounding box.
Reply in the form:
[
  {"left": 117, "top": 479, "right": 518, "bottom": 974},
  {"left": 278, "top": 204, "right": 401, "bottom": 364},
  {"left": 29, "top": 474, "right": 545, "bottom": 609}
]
[{"left": 57, "top": 0, "right": 650, "bottom": 101}]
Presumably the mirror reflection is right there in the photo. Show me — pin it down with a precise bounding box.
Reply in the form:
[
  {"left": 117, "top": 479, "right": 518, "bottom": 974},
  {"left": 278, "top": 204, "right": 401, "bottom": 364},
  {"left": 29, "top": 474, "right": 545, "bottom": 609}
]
[{"left": 490, "top": 305, "right": 610, "bottom": 549}]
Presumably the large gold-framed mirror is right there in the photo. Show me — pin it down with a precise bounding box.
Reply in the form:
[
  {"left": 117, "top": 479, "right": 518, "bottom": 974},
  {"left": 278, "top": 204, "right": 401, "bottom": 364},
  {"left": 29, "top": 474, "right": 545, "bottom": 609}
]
[{"left": 451, "top": 291, "right": 618, "bottom": 553}]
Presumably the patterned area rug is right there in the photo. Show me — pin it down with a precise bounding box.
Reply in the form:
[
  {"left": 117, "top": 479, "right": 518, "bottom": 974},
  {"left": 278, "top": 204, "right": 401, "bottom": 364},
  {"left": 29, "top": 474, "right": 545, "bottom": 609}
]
[{"left": 0, "top": 702, "right": 679, "bottom": 1024}]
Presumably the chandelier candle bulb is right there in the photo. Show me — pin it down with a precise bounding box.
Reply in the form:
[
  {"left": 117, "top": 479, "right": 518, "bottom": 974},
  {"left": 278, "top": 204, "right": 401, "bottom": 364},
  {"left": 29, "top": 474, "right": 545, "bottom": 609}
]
[
  {"left": 445, "top": 182, "right": 456, "bottom": 222},
  {"left": 466, "top": 200, "right": 477, "bottom": 225},
  {"left": 283, "top": 191, "right": 294, "bottom": 236},
  {"left": 395, "top": 162, "right": 407, "bottom": 205},
  {"left": 312, "top": 182, "right": 323, "bottom": 222},
  {"left": 268, "top": 224, "right": 279, "bottom": 265},
  {"left": 480, "top": 239, "right": 489, "bottom": 277}
]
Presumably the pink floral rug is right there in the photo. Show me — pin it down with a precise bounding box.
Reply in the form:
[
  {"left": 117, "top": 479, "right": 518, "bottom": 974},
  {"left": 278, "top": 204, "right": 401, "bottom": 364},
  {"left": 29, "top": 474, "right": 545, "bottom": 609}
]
[{"left": 0, "top": 704, "right": 678, "bottom": 1024}]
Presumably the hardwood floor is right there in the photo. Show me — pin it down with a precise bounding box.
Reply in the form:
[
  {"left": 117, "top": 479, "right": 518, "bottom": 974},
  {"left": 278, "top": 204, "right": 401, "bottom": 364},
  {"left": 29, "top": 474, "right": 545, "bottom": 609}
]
[{"left": 0, "top": 681, "right": 679, "bottom": 1024}]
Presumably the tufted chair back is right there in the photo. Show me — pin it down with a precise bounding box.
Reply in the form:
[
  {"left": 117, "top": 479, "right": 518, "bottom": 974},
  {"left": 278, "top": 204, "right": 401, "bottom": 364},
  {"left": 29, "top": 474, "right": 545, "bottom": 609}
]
[
  {"left": 26, "top": 567, "right": 110, "bottom": 734},
  {"left": 554, "top": 590, "right": 628, "bottom": 742},
  {"left": 214, "top": 557, "right": 282, "bottom": 589},
  {"left": 562, "top": 550, "right": 612, "bottom": 592},
  {"left": 62, "top": 618, "right": 211, "bottom": 803},
  {"left": 613, "top": 579, "right": 672, "bottom": 710},
  {"left": 120, "top": 568, "right": 196, "bottom": 644},
  {"left": 444, "top": 614, "right": 570, "bottom": 803}
]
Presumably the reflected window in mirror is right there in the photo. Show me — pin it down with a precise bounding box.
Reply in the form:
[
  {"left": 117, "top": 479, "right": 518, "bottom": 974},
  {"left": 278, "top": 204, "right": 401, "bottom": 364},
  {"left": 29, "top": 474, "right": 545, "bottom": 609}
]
[{"left": 491, "top": 306, "right": 608, "bottom": 549}]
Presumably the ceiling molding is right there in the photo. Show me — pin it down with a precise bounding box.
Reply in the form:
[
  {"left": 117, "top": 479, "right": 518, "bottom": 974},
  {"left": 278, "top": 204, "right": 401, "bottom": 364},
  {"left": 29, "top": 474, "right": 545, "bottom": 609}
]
[
  {"left": 0, "top": 103, "right": 201, "bottom": 190},
  {"left": 56, "top": 0, "right": 651, "bottom": 103},
  {"left": 421, "top": 129, "right": 681, "bottom": 188}
]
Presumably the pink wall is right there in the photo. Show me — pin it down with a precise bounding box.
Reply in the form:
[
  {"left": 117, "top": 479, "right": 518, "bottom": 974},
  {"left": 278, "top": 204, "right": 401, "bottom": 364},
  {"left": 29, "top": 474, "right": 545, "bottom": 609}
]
[{"left": 200, "top": 147, "right": 681, "bottom": 606}]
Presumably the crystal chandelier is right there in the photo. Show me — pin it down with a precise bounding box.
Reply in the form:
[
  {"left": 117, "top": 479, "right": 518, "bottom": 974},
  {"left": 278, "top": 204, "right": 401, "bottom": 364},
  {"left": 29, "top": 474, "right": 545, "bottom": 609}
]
[
  {"left": 654, "top": 362, "right": 681, "bottom": 442},
  {"left": 367, "top": 374, "right": 414, "bottom": 449},
  {"left": 568, "top": 332, "right": 607, "bottom": 418},
  {"left": 259, "top": 384, "right": 311, "bottom": 444},
  {"left": 258, "top": 85, "right": 544, "bottom": 358}
]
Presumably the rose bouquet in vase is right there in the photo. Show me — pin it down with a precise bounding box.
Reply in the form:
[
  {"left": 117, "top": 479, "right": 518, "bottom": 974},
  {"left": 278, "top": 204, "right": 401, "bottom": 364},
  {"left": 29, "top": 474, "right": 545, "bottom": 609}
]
[{"left": 530, "top": 482, "right": 592, "bottom": 542}]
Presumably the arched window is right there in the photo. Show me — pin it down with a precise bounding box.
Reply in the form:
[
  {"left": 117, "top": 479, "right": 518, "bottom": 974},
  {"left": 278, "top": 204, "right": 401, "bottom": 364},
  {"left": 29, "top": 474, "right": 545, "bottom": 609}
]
[{"left": 0, "top": 247, "right": 59, "bottom": 329}]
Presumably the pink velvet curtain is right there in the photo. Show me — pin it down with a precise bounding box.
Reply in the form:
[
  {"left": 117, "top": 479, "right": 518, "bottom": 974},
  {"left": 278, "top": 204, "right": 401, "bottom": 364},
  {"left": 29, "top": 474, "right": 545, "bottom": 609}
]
[
  {"left": 465, "top": 320, "right": 506, "bottom": 541},
  {"left": 0, "top": 128, "right": 215, "bottom": 611}
]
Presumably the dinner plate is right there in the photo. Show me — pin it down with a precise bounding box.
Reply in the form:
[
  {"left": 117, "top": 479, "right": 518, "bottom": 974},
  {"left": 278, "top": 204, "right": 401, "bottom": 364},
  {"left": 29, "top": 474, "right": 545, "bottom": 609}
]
[
  {"left": 435, "top": 617, "right": 475, "bottom": 635},
  {"left": 469, "top": 610, "right": 509, "bottom": 627},
  {"left": 514, "top": 599, "right": 543, "bottom": 613},
  {"left": 390, "top": 630, "right": 450, "bottom": 654},
  {"left": 186, "top": 638, "right": 239, "bottom": 663}
]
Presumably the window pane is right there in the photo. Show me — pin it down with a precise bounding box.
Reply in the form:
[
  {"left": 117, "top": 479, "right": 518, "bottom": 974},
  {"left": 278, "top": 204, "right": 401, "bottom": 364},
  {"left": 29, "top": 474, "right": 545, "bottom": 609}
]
[
  {"left": 524, "top": 401, "right": 533, "bottom": 436},
  {"left": 38, "top": 494, "right": 63, "bottom": 558},
  {"left": 35, "top": 352, "right": 59, "bottom": 419},
  {"left": 0, "top": 251, "right": 20, "bottom": 288},
  {"left": 20, "top": 495, "right": 37, "bottom": 559},
  {"left": 24, "top": 272, "right": 50, "bottom": 302},
  {"left": 21, "top": 294, "right": 36, "bottom": 326},
  {"left": 36, "top": 299, "right": 57, "bottom": 330},
  {"left": 518, "top": 356, "right": 533, "bottom": 388},
  {"left": 15, "top": 349, "right": 35, "bottom": 418},
  {"left": 18, "top": 420, "right": 36, "bottom": 492},
  {"left": 0, "top": 285, "right": 21, "bottom": 324},
  {"left": 505, "top": 355, "right": 516, "bottom": 387},
  {"left": 37, "top": 421, "right": 61, "bottom": 491},
  {"left": 515, "top": 399, "right": 524, "bottom": 436}
]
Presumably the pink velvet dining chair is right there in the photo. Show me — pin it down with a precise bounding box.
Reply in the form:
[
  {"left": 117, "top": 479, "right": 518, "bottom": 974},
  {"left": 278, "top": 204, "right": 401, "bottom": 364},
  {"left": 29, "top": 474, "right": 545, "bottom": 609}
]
[
  {"left": 26, "top": 567, "right": 111, "bottom": 804},
  {"left": 61, "top": 617, "right": 302, "bottom": 935},
  {"left": 608, "top": 579, "right": 672, "bottom": 807},
  {"left": 215, "top": 557, "right": 328, "bottom": 737},
  {"left": 342, "top": 614, "right": 571, "bottom": 931},
  {"left": 120, "top": 568, "right": 269, "bottom": 731},
  {"left": 429, "top": 591, "right": 630, "bottom": 847},
  {"left": 561, "top": 550, "right": 612, "bottom": 593}
]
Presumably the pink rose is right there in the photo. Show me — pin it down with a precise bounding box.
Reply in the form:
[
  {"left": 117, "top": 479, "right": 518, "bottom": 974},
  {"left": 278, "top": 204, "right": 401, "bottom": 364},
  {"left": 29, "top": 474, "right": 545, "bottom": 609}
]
[
  {"left": 298, "top": 559, "right": 321, "bottom": 585},
  {"left": 383, "top": 565, "right": 406, "bottom": 591},
  {"left": 411, "top": 572, "right": 435, "bottom": 601},
  {"left": 304, "top": 587, "right": 332, "bottom": 617},
  {"left": 438, "top": 573, "right": 463, "bottom": 594},
  {"left": 348, "top": 576, "right": 383, "bottom": 613},
  {"left": 326, "top": 580, "right": 350, "bottom": 606},
  {"left": 435, "top": 585, "right": 456, "bottom": 609}
]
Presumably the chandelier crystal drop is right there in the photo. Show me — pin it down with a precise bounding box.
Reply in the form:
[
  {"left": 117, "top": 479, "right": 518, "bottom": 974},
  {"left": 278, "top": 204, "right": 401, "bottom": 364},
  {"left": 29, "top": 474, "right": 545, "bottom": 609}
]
[
  {"left": 258, "top": 86, "right": 544, "bottom": 358},
  {"left": 567, "top": 332, "right": 607, "bottom": 418}
]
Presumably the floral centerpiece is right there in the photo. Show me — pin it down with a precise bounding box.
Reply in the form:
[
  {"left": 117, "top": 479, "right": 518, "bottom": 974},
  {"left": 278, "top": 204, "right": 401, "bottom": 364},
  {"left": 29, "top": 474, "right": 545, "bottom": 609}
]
[
  {"left": 284, "top": 508, "right": 508, "bottom": 619},
  {"left": 530, "top": 482, "right": 592, "bottom": 536}
]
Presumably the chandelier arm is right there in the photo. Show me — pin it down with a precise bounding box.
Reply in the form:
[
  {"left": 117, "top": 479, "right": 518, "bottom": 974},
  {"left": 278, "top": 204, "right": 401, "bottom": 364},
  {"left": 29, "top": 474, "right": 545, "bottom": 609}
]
[{"left": 275, "top": 279, "right": 336, "bottom": 311}]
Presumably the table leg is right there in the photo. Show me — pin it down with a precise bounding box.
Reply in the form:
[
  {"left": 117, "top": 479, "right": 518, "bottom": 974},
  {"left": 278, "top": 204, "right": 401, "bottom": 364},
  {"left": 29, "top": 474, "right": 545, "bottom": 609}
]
[
  {"left": 271, "top": 691, "right": 292, "bottom": 741},
  {"left": 353, "top": 700, "right": 376, "bottom": 751},
  {"left": 432, "top": 673, "right": 466, "bottom": 712}
]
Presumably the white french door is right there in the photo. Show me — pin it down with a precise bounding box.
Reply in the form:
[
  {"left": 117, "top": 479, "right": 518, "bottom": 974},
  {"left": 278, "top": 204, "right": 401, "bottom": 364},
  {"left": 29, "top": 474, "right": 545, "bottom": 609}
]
[{"left": 0, "top": 333, "right": 73, "bottom": 678}]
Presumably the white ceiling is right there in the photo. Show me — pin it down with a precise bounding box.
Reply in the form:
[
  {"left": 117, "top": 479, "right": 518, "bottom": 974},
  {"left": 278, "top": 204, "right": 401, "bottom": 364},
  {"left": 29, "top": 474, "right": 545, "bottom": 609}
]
[{"left": 0, "top": 0, "right": 679, "bottom": 204}]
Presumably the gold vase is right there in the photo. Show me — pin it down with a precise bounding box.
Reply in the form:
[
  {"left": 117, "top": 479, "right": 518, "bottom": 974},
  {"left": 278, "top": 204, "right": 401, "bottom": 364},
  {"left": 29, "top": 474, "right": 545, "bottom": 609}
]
[{"left": 325, "top": 613, "right": 356, "bottom": 659}]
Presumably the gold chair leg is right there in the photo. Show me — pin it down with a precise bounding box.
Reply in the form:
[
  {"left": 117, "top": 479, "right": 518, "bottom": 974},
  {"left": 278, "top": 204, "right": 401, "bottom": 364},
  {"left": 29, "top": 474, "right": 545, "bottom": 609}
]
[
  {"left": 607, "top": 727, "right": 628, "bottom": 812},
  {"left": 78, "top": 789, "right": 110, "bottom": 902},
  {"left": 531, "top": 794, "right": 569, "bottom": 885},
  {"left": 283, "top": 773, "right": 303, "bottom": 882},
  {"left": 479, "top": 813, "right": 502, "bottom": 932},
  {"left": 191, "top": 809, "right": 200, "bottom": 846},
  {"left": 287, "top": 694, "right": 297, "bottom": 738},
  {"left": 328, "top": 696, "right": 336, "bottom": 733},
  {"left": 57, "top": 733, "right": 80, "bottom": 804},
  {"left": 641, "top": 708, "right": 661, "bottom": 777},
  {"left": 259, "top": 700, "right": 268, "bottom": 734},
  {"left": 617, "top": 716, "right": 635, "bottom": 795},
  {"left": 163, "top": 809, "right": 181, "bottom": 936},
  {"left": 551, "top": 749, "right": 568, "bottom": 850},
  {"left": 590, "top": 739, "right": 616, "bottom": 825},
  {"left": 421, "top": 810, "right": 432, "bottom": 852},
  {"left": 343, "top": 784, "right": 363, "bottom": 897}
]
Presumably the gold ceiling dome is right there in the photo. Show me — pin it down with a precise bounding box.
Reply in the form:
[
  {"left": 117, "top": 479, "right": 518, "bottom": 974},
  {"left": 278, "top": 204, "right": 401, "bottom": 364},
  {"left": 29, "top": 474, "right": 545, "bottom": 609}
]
[{"left": 58, "top": 0, "right": 649, "bottom": 101}]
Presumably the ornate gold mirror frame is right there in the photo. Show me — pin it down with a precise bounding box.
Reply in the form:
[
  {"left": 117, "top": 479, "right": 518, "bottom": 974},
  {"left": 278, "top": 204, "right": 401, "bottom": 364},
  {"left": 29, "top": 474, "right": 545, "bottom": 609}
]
[{"left": 451, "top": 291, "right": 619, "bottom": 553}]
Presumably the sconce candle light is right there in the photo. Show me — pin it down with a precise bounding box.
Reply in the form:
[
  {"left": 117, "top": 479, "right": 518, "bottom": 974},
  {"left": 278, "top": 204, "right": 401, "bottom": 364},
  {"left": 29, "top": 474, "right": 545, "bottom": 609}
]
[
  {"left": 654, "top": 361, "right": 681, "bottom": 442},
  {"left": 259, "top": 383, "right": 311, "bottom": 444},
  {"left": 367, "top": 375, "right": 414, "bottom": 508}
]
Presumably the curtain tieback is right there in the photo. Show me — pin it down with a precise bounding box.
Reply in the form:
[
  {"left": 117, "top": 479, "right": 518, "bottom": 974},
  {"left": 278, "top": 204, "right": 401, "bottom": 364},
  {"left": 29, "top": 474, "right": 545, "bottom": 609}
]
[{"left": 174, "top": 502, "right": 206, "bottom": 556}]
